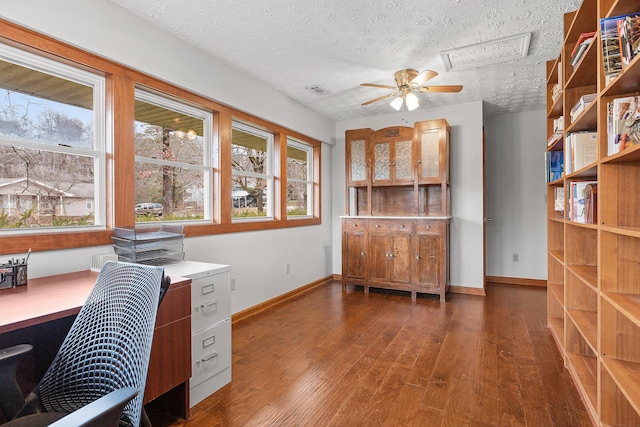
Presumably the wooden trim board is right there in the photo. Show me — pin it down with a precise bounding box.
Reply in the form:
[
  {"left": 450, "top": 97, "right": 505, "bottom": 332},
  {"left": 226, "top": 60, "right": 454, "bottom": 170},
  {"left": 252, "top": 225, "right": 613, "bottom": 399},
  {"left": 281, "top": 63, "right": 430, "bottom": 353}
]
[
  {"left": 486, "top": 276, "right": 547, "bottom": 287},
  {"left": 231, "top": 275, "right": 334, "bottom": 325}
]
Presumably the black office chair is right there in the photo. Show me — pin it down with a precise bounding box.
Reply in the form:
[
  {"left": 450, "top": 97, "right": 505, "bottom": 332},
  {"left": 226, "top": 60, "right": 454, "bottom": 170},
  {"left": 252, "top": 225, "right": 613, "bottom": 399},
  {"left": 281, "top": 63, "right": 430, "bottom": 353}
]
[{"left": 0, "top": 261, "right": 165, "bottom": 427}]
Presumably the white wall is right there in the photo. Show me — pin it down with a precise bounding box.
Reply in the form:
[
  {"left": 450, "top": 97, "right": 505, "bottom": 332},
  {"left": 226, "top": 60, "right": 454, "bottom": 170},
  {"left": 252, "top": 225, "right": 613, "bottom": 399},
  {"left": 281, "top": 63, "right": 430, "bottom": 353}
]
[
  {"left": 484, "top": 110, "right": 547, "bottom": 280},
  {"left": 0, "top": 0, "right": 335, "bottom": 315},
  {"left": 332, "top": 101, "right": 486, "bottom": 290}
]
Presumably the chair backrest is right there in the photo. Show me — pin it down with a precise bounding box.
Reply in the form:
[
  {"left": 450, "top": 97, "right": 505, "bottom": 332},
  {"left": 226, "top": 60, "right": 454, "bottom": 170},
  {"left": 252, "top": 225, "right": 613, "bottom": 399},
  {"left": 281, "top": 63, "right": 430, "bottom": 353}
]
[{"left": 36, "top": 261, "right": 163, "bottom": 426}]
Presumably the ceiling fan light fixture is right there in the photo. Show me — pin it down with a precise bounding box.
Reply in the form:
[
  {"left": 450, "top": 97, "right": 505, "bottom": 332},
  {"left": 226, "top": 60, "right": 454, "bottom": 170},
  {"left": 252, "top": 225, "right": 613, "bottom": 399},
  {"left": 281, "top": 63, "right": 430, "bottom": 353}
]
[
  {"left": 405, "top": 92, "right": 420, "bottom": 111},
  {"left": 390, "top": 96, "right": 404, "bottom": 111}
]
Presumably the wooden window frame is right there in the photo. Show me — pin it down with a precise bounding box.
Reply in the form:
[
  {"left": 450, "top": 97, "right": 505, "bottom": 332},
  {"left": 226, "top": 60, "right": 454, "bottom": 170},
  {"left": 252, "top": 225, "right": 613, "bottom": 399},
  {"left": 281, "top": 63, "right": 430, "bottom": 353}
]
[{"left": 0, "top": 19, "right": 321, "bottom": 256}]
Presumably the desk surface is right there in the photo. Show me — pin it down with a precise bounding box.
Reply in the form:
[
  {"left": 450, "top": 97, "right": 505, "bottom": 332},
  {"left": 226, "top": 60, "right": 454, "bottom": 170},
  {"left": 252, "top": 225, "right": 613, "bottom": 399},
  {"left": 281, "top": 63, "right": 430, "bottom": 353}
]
[{"left": 0, "top": 270, "right": 189, "bottom": 334}]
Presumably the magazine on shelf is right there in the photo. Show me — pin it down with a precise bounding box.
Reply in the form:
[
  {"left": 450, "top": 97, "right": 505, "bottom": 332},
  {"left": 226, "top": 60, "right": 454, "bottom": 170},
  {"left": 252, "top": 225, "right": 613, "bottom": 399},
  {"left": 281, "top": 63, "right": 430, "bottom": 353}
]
[
  {"left": 608, "top": 95, "right": 640, "bottom": 155},
  {"left": 602, "top": 15, "right": 626, "bottom": 76},
  {"left": 618, "top": 15, "right": 640, "bottom": 68},
  {"left": 568, "top": 180, "right": 597, "bottom": 223},
  {"left": 601, "top": 13, "right": 640, "bottom": 76}
]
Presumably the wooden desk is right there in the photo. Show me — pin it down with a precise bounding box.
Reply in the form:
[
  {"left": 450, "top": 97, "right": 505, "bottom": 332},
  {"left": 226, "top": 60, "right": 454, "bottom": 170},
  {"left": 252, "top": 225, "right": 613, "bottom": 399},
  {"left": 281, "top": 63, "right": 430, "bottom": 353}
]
[{"left": 0, "top": 270, "right": 192, "bottom": 419}]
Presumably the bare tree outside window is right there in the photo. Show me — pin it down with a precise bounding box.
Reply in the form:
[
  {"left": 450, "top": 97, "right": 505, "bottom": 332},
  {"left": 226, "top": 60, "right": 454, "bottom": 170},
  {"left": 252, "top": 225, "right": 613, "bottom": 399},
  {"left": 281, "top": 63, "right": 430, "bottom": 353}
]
[
  {"left": 133, "top": 91, "right": 211, "bottom": 222},
  {"left": 231, "top": 124, "right": 272, "bottom": 219},
  {"left": 0, "top": 56, "right": 100, "bottom": 230}
]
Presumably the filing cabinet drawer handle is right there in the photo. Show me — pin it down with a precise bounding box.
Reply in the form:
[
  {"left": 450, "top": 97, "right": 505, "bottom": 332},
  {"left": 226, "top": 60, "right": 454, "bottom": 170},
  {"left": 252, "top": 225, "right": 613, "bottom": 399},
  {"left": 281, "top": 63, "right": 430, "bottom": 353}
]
[
  {"left": 196, "top": 352, "right": 218, "bottom": 365},
  {"left": 202, "top": 352, "right": 218, "bottom": 362},
  {"left": 199, "top": 300, "right": 218, "bottom": 309}
]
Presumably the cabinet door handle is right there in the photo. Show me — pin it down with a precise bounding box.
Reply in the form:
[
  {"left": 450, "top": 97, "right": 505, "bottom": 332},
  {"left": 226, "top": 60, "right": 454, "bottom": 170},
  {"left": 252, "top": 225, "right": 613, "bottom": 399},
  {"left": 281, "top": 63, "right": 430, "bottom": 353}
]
[
  {"left": 418, "top": 160, "right": 422, "bottom": 164},
  {"left": 361, "top": 252, "right": 365, "bottom": 258},
  {"left": 416, "top": 255, "right": 420, "bottom": 262},
  {"left": 400, "top": 224, "right": 405, "bottom": 228},
  {"left": 376, "top": 224, "right": 380, "bottom": 228}
]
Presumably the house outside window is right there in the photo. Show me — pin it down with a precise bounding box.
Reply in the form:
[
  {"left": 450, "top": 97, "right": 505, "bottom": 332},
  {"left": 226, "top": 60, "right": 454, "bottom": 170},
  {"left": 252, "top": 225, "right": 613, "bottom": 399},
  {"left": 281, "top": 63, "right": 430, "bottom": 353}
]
[
  {"left": 0, "top": 43, "right": 105, "bottom": 230},
  {"left": 134, "top": 89, "right": 213, "bottom": 223},
  {"left": 286, "top": 138, "right": 313, "bottom": 217},
  {"left": 231, "top": 121, "right": 273, "bottom": 220}
]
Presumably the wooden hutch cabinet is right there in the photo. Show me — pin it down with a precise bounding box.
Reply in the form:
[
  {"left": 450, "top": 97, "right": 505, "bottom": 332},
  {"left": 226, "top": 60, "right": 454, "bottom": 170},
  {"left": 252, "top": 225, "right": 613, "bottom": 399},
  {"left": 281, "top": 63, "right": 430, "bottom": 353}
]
[{"left": 342, "top": 119, "right": 450, "bottom": 301}]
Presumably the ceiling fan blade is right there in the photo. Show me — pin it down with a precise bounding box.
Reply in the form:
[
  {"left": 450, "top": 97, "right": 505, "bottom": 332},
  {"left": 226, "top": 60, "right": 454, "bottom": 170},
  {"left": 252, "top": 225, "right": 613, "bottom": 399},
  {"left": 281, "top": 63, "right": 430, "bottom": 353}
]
[
  {"left": 361, "top": 92, "right": 397, "bottom": 105},
  {"left": 418, "top": 85, "right": 463, "bottom": 93},
  {"left": 410, "top": 70, "right": 438, "bottom": 86},
  {"left": 360, "top": 83, "right": 397, "bottom": 89}
]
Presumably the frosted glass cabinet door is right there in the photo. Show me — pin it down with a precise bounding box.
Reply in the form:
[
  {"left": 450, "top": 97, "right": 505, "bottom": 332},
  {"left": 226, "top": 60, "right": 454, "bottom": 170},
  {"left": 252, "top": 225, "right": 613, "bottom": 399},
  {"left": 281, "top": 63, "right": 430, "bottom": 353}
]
[
  {"left": 395, "top": 140, "right": 413, "bottom": 180},
  {"left": 350, "top": 139, "right": 367, "bottom": 182},
  {"left": 374, "top": 142, "right": 390, "bottom": 181},
  {"left": 419, "top": 129, "right": 440, "bottom": 180}
]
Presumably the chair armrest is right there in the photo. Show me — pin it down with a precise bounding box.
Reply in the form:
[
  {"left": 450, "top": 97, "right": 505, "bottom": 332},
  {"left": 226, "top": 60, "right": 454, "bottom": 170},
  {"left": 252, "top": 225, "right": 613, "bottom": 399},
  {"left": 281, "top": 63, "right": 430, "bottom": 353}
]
[
  {"left": 0, "top": 344, "right": 33, "bottom": 420},
  {"left": 47, "top": 388, "right": 138, "bottom": 427}
]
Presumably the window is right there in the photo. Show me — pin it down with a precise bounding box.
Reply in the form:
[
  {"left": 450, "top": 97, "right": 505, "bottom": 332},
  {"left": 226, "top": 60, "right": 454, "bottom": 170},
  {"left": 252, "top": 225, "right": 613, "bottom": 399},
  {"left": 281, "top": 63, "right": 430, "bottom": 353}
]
[
  {"left": 0, "top": 43, "right": 105, "bottom": 230},
  {"left": 286, "top": 138, "right": 313, "bottom": 217},
  {"left": 134, "top": 89, "right": 213, "bottom": 223},
  {"left": 231, "top": 121, "right": 273, "bottom": 220}
]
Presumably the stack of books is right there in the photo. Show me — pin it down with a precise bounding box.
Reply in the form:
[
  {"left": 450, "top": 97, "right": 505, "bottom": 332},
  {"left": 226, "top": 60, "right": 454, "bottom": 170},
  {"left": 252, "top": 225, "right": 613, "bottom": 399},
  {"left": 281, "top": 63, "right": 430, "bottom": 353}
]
[
  {"left": 570, "top": 94, "right": 597, "bottom": 123},
  {"left": 570, "top": 31, "right": 596, "bottom": 68}
]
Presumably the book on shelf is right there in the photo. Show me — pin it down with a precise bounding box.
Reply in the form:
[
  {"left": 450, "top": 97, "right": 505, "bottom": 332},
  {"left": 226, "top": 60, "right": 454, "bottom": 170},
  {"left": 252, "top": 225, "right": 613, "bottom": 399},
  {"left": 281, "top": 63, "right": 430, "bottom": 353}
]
[
  {"left": 553, "top": 116, "right": 564, "bottom": 134},
  {"left": 570, "top": 31, "right": 596, "bottom": 67},
  {"left": 570, "top": 93, "right": 596, "bottom": 122},
  {"left": 584, "top": 183, "right": 597, "bottom": 224},
  {"left": 565, "top": 131, "right": 597, "bottom": 174},
  {"left": 618, "top": 15, "right": 640, "bottom": 69},
  {"left": 557, "top": 61, "right": 562, "bottom": 88},
  {"left": 568, "top": 180, "right": 597, "bottom": 223},
  {"left": 545, "top": 150, "right": 564, "bottom": 183},
  {"left": 547, "top": 132, "right": 563, "bottom": 148},
  {"left": 551, "top": 83, "right": 562, "bottom": 103},
  {"left": 554, "top": 187, "right": 564, "bottom": 212},
  {"left": 608, "top": 95, "right": 640, "bottom": 155}
]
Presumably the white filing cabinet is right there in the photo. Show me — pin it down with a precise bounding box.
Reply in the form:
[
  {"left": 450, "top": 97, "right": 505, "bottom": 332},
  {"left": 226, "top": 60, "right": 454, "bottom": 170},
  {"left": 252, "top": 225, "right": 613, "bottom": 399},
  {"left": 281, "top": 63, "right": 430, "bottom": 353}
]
[{"left": 164, "top": 261, "right": 231, "bottom": 407}]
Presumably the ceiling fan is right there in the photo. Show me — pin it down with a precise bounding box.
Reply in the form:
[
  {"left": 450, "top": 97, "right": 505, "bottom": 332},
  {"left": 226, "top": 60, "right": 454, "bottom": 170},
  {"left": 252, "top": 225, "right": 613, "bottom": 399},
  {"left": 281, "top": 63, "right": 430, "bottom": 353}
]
[{"left": 361, "top": 69, "right": 463, "bottom": 111}]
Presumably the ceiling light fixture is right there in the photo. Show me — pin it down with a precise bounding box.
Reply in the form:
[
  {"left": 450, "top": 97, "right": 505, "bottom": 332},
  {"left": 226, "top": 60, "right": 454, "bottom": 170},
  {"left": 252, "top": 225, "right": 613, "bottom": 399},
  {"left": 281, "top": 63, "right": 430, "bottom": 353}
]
[{"left": 390, "top": 88, "right": 420, "bottom": 112}]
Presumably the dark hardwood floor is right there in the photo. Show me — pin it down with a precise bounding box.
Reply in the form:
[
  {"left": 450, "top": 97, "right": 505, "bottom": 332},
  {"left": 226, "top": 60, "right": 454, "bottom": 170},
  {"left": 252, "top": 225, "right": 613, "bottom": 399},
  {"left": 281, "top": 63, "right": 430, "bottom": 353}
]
[{"left": 151, "top": 281, "right": 589, "bottom": 426}]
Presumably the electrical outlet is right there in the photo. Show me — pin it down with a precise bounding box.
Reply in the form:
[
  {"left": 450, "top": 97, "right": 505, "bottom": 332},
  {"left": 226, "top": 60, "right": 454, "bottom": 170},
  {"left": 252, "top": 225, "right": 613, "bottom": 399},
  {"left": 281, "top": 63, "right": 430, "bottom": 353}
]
[
  {"left": 512, "top": 253, "right": 520, "bottom": 262},
  {"left": 285, "top": 263, "right": 290, "bottom": 274},
  {"left": 230, "top": 278, "right": 236, "bottom": 291}
]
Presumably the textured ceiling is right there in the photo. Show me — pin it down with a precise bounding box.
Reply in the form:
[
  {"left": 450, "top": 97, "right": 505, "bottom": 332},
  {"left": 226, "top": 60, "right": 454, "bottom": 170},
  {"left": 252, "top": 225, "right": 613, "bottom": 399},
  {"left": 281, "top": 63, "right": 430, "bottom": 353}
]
[{"left": 109, "top": 0, "right": 582, "bottom": 121}]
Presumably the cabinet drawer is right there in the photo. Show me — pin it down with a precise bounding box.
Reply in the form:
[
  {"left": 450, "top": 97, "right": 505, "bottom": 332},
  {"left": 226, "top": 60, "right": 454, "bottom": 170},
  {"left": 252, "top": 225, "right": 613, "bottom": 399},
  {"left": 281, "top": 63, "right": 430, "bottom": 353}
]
[
  {"left": 415, "top": 221, "right": 444, "bottom": 234},
  {"left": 368, "top": 219, "right": 413, "bottom": 231},
  {"left": 192, "top": 272, "right": 230, "bottom": 333},
  {"left": 191, "top": 320, "right": 231, "bottom": 386},
  {"left": 343, "top": 218, "right": 366, "bottom": 229}
]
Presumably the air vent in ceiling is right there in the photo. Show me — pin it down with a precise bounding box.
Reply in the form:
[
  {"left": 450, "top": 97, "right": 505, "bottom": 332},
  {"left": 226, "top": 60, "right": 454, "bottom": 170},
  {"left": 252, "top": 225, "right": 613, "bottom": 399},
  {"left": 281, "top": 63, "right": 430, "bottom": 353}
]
[
  {"left": 440, "top": 32, "right": 531, "bottom": 72},
  {"left": 305, "top": 85, "right": 330, "bottom": 95}
]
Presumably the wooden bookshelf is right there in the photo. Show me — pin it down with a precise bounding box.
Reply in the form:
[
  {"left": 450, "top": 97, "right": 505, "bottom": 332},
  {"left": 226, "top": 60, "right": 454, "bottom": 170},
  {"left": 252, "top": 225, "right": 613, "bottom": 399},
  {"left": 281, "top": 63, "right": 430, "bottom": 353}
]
[{"left": 546, "top": 0, "right": 640, "bottom": 425}]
